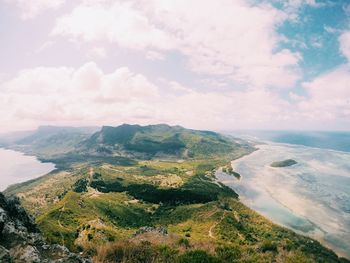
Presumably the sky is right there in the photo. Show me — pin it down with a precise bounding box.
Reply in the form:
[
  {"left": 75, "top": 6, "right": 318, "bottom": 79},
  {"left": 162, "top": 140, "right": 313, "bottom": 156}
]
[{"left": 0, "top": 0, "right": 350, "bottom": 132}]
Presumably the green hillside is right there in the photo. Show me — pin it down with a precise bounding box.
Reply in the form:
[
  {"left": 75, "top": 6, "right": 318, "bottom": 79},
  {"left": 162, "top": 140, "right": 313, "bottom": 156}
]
[
  {"left": 3, "top": 124, "right": 348, "bottom": 263},
  {"left": 81, "top": 124, "right": 242, "bottom": 159}
]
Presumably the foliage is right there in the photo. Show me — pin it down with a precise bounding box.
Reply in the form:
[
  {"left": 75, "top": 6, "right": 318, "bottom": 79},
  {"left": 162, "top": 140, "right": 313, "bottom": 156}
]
[
  {"left": 270, "top": 159, "right": 297, "bottom": 167},
  {"left": 4, "top": 124, "right": 348, "bottom": 263},
  {"left": 81, "top": 123, "right": 249, "bottom": 159},
  {"left": 178, "top": 250, "right": 220, "bottom": 263},
  {"left": 73, "top": 178, "right": 89, "bottom": 193},
  {"left": 260, "top": 240, "right": 278, "bottom": 252},
  {"left": 177, "top": 238, "right": 190, "bottom": 248}
]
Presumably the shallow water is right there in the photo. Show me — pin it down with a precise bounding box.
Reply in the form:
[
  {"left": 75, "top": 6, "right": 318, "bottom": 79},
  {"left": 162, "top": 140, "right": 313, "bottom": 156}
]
[
  {"left": 0, "top": 148, "right": 55, "bottom": 191},
  {"left": 216, "top": 143, "right": 350, "bottom": 258}
]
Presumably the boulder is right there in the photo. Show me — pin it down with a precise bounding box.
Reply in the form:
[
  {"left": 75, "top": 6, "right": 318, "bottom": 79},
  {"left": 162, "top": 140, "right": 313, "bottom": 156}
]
[{"left": 0, "top": 192, "right": 91, "bottom": 262}]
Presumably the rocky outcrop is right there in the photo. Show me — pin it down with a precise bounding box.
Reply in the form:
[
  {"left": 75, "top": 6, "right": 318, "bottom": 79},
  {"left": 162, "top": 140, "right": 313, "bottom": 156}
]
[
  {"left": 133, "top": 226, "right": 168, "bottom": 237},
  {"left": 0, "top": 193, "right": 91, "bottom": 263}
]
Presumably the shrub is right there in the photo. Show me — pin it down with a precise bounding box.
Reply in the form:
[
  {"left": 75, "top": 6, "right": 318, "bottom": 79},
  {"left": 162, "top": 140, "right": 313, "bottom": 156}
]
[
  {"left": 73, "top": 178, "right": 88, "bottom": 193},
  {"left": 215, "top": 245, "right": 241, "bottom": 262},
  {"left": 92, "top": 172, "right": 102, "bottom": 179},
  {"left": 157, "top": 245, "right": 179, "bottom": 263},
  {"left": 87, "top": 233, "right": 93, "bottom": 241},
  {"left": 177, "top": 238, "right": 190, "bottom": 248},
  {"left": 284, "top": 251, "right": 313, "bottom": 263},
  {"left": 95, "top": 241, "right": 178, "bottom": 263},
  {"left": 178, "top": 250, "right": 220, "bottom": 263},
  {"left": 260, "top": 240, "right": 278, "bottom": 252}
]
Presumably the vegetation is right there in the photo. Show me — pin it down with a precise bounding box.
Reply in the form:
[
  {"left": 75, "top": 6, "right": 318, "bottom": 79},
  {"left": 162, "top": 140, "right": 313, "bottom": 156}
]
[
  {"left": 222, "top": 165, "right": 241, "bottom": 179},
  {"left": 3, "top": 124, "right": 348, "bottom": 262},
  {"left": 73, "top": 178, "right": 89, "bottom": 193},
  {"left": 80, "top": 124, "right": 246, "bottom": 159},
  {"left": 270, "top": 159, "right": 297, "bottom": 167}
]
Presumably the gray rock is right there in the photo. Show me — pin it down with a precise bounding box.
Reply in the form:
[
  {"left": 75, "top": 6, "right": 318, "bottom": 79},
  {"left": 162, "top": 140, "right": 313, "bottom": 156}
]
[
  {"left": 11, "top": 245, "right": 41, "bottom": 263},
  {"left": 0, "top": 208, "right": 7, "bottom": 234},
  {"left": 133, "top": 226, "right": 168, "bottom": 236},
  {"left": 0, "top": 245, "right": 11, "bottom": 263},
  {"left": 0, "top": 192, "right": 91, "bottom": 262}
]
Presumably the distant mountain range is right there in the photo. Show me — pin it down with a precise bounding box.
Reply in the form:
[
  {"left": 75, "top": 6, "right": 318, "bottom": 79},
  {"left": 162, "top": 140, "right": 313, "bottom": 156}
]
[
  {"left": 2, "top": 124, "right": 248, "bottom": 167},
  {"left": 0, "top": 126, "right": 99, "bottom": 160}
]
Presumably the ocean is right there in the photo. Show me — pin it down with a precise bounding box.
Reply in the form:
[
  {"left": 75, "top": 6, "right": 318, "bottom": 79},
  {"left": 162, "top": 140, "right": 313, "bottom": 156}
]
[
  {"left": 0, "top": 148, "right": 55, "bottom": 191},
  {"left": 217, "top": 131, "right": 350, "bottom": 258}
]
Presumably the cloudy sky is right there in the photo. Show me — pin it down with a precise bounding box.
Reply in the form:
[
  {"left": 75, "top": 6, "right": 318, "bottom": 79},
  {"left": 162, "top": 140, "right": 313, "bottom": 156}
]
[{"left": 1, "top": 0, "right": 350, "bottom": 132}]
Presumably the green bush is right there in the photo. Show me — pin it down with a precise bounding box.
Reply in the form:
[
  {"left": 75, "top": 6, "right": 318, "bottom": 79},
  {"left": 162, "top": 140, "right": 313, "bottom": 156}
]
[
  {"left": 73, "top": 178, "right": 88, "bottom": 193},
  {"left": 284, "top": 251, "right": 313, "bottom": 263},
  {"left": 103, "top": 242, "right": 178, "bottom": 263},
  {"left": 215, "top": 245, "right": 241, "bottom": 262},
  {"left": 177, "top": 238, "right": 190, "bottom": 248},
  {"left": 178, "top": 250, "right": 220, "bottom": 263},
  {"left": 157, "top": 245, "right": 179, "bottom": 263},
  {"left": 260, "top": 240, "right": 278, "bottom": 252},
  {"left": 89, "top": 174, "right": 237, "bottom": 205}
]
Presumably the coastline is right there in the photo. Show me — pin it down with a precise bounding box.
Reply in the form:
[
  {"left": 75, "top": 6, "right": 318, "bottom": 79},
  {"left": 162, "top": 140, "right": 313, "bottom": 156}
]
[
  {"left": 0, "top": 148, "right": 55, "bottom": 192},
  {"left": 216, "top": 143, "right": 350, "bottom": 259}
]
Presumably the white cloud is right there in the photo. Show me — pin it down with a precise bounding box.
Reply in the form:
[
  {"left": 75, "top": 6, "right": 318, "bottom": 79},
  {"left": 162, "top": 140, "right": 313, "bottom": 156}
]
[
  {"left": 162, "top": 88, "right": 292, "bottom": 128},
  {"left": 2, "top": 0, "right": 349, "bottom": 131},
  {"left": 86, "top": 47, "right": 107, "bottom": 59},
  {"left": 324, "top": 26, "right": 338, "bottom": 34},
  {"left": 6, "top": 0, "right": 65, "bottom": 19},
  {"left": 299, "top": 65, "right": 350, "bottom": 121},
  {"left": 0, "top": 62, "right": 159, "bottom": 131},
  {"left": 265, "top": 0, "right": 328, "bottom": 22},
  {"left": 35, "top": 41, "right": 55, "bottom": 53},
  {"left": 52, "top": 1, "right": 173, "bottom": 50},
  {"left": 339, "top": 31, "right": 350, "bottom": 62},
  {"left": 1, "top": 61, "right": 350, "bottom": 132},
  {"left": 145, "top": 50, "right": 165, "bottom": 61},
  {"left": 310, "top": 36, "right": 323, "bottom": 48},
  {"left": 284, "top": 28, "right": 350, "bottom": 127},
  {"left": 343, "top": 3, "right": 350, "bottom": 15},
  {"left": 0, "top": 61, "right": 297, "bottom": 132},
  {"left": 52, "top": 0, "right": 301, "bottom": 89}
]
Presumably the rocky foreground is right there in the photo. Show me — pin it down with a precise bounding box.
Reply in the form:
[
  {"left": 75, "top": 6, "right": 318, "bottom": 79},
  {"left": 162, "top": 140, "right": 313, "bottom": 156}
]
[{"left": 0, "top": 192, "right": 90, "bottom": 263}]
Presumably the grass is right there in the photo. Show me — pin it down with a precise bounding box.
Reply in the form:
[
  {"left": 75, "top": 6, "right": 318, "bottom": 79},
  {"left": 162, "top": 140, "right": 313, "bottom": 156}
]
[
  {"left": 5, "top": 140, "right": 348, "bottom": 262},
  {"left": 33, "top": 171, "right": 348, "bottom": 262}
]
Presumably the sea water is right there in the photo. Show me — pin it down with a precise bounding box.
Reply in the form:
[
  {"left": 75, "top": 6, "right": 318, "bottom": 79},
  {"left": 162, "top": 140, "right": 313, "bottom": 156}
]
[
  {"left": 217, "top": 142, "right": 350, "bottom": 258},
  {"left": 0, "top": 148, "right": 55, "bottom": 191}
]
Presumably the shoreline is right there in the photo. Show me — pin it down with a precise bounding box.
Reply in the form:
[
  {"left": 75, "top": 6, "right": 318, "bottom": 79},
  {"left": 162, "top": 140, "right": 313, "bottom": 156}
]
[
  {"left": 0, "top": 148, "right": 55, "bottom": 192},
  {"left": 217, "top": 143, "right": 350, "bottom": 260}
]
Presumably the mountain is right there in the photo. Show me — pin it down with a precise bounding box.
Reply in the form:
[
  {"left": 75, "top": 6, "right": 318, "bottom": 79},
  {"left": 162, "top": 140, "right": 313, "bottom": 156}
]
[
  {"left": 3, "top": 124, "right": 250, "bottom": 169},
  {"left": 0, "top": 130, "right": 35, "bottom": 147},
  {"left": 3, "top": 126, "right": 99, "bottom": 159},
  {"left": 3, "top": 124, "right": 348, "bottom": 262},
  {"left": 16, "top": 126, "right": 99, "bottom": 144},
  {"left": 0, "top": 192, "right": 90, "bottom": 262},
  {"left": 81, "top": 124, "right": 241, "bottom": 158}
]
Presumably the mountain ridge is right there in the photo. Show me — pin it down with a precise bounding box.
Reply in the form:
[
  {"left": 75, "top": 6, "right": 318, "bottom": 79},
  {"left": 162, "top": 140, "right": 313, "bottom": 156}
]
[
  {"left": 2, "top": 124, "right": 348, "bottom": 262},
  {"left": 80, "top": 123, "right": 239, "bottom": 159}
]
